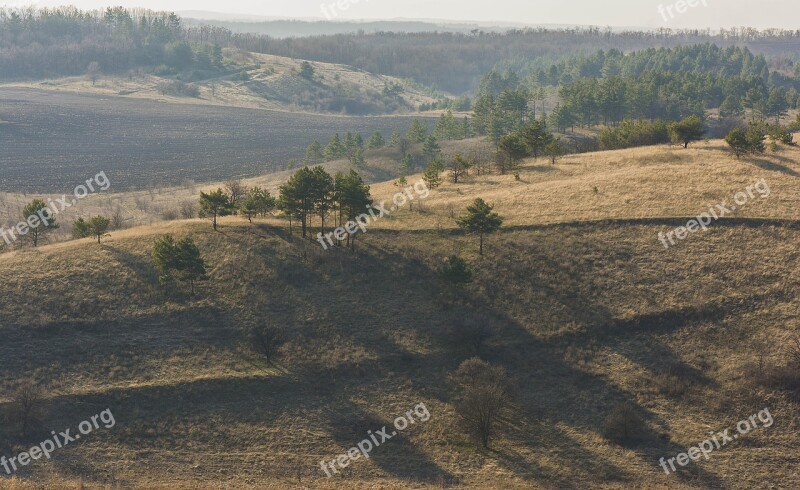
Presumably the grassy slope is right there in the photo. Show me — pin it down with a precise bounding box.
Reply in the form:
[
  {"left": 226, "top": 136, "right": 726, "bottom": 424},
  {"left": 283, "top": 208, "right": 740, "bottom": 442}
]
[
  {"left": 0, "top": 51, "right": 437, "bottom": 115},
  {"left": 0, "top": 141, "right": 798, "bottom": 489}
]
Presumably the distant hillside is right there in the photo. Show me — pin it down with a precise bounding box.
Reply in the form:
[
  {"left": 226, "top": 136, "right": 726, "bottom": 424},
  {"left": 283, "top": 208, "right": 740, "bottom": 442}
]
[{"left": 3, "top": 50, "right": 437, "bottom": 116}]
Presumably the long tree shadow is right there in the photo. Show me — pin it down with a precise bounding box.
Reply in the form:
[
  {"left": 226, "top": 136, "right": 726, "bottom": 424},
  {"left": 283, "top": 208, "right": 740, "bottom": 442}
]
[
  {"left": 323, "top": 398, "right": 454, "bottom": 484},
  {"left": 260, "top": 228, "right": 710, "bottom": 486},
  {"left": 2, "top": 218, "right": 779, "bottom": 487},
  {"left": 748, "top": 158, "right": 800, "bottom": 177}
]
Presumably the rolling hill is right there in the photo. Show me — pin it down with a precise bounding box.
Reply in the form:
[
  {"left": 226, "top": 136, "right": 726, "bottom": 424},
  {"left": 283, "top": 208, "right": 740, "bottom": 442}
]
[
  {"left": 0, "top": 51, "right": 437, "bottom": 116},
  {"left": 0, "top": 140, "right": 798, "bottom": 489}
]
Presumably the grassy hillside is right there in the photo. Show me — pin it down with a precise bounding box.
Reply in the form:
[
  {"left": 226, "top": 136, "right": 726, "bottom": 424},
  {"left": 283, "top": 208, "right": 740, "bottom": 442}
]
[
  {"left": 0, "top": 141, "right": 798, "bottom": 489},
  {"left": 1, "top": 51, "right": 437, "bottom": 116}
]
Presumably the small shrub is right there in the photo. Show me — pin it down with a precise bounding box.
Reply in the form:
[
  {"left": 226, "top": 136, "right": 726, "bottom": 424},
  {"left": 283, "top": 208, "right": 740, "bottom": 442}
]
[
  {"left": 756, "top": 337, "right": 800, "bottom": 398},
  {"left": 439, "top": 255, "right": 473, "bottom": 284},
  {"left": 161, "top": 208, "right": 179, "bottom": 221},
  {"left": 767, "top": 124, "right": 794, "bottom": 145},
  {"left": 448, "top": 313, "right": 495, "bottom": 356},
  {"left": 603, "top": 402, "right": 648, "bottom": 445},
  {"left": 157, "top": 80, "right": 200, "bottom": 98},
  {"left": 153, "top": 64, "right": 175, "bottom": 77},
  {"left": 652, "top": 367, "right": 690, "bottom": 398}
]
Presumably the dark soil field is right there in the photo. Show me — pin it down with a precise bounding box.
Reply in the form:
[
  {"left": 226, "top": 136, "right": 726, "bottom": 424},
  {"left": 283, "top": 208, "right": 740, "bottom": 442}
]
[{"left": 0, "top": 88, "right": 426, "bottom": 192}]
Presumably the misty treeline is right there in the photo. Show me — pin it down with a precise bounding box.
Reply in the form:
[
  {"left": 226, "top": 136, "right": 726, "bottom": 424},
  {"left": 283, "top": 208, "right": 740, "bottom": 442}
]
[
  {"left": 231, "top": 27, "right": 800, "bottom": 94},
  {"left": 0, "top": 6, "right": 225, "bottom": 79},
  {"left": 4, "top": 6, "right": 800, "bottom": 96}
]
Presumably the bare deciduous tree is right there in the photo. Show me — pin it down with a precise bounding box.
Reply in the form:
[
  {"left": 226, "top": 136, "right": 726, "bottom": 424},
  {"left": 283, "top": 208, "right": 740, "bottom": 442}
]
[
  {"left": 87, "top": 61, "right": 101, "bottom": 86},
  {"left": 224, "top": 180, "right": 248, "bottom": 209},
  {"left": 9, "top": 382, "right": 47, "bottom": 437},
  {"left": 247, "top": 325, "right": 286, "bottom": 366},
  {"left": 180, "top": 201, "right": 197, "bottom": 219},
  {"left": 453, "top": 358, "right": 514, "bottom": 449}
]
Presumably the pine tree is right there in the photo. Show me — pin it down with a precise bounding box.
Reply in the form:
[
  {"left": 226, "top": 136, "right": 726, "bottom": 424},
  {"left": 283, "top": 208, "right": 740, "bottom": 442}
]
[
  {"left": 449, "top": 154, "right": 471, "bottom": 184},
  {"left": 367, "top": 131, "right": 385, "bottom": 149},
  {"left": 669, "top": 116, "right": 705, "bottom": 148},
  {"left": 199, "top": 189, "right": 232, "bottom": 231},
  {"left": 725, "top": 128, "right": 749, "bottom": 158},
  {"left": 407, "top": 119, "right": 428, "bottom": 143},
  {"left": 423, "top": 159, "right": 444, "bottom": 189},
  {"left": 544, "top": 137, "right": 566, "bottom": 164},
  {"left": 456, "top": 198, "right": 503, "bottom": 256},
  {"left": 422, "top": 135, "right": 441, "bottom": 162},
  {"left": 22, "top": 199, "right": 59, "bottom": 247},
  {"left": 324, "top": 133, "right": 346, "bottom": 161},
  {"left": 304, "top": 140, "right": 324, "bottom": 164},
  {"left": 152, "top": 235, "right": 207, "bottom": 295}
]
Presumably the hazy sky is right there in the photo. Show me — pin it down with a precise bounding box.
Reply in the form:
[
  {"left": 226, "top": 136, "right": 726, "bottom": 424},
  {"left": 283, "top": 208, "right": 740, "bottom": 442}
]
[{"left": 4, "top": 0, "right": 799, "bottom": 29}]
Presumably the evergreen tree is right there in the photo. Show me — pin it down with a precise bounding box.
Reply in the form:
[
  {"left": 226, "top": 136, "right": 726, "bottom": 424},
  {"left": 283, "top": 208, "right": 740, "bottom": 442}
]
[
  {"left": 333, "top": 170, "right": 372, "bottom": 250},
  {"left": 324, "top": 133, "right": 346, "bottom": 161},
  {"left": 344, "top": 132, "right": 356, "bottom": 151},
  {"left": 279, "top": 167, "right": 333, "bottom": 238},
  {"left": 152, "top": 235, "right": 207, "bottom": 295},
  {"left": 719, "top": 96, "right": 744, "bottom": 119},
  {"left": 725, "top": 127, "right": 749, "bottom": 158},
  {"left": 461, "top": 116, "right": 474, "bottom": 139},
  {"left": 449, "top": 154, "right": 471, "bottom": 184},
  {"left": 521, "top": 120, "right": 554, "bottom": 158},
  {"left": 304, "top": 140, "right": 325, "bottom": 164},
  {"left": 407, "top": 119, "right": 428, "bottom": 143},
  {"left": 199, "top": 189, "right": 232, "bottom": 231},
  {"left": 497, "top": 133, "right": 528, "bottom": 174},
  {"left": 767, "top": 87, "right": 790, "bottom": 124},
  {"left": 239, "top": 187, "right": 276, "bottom": 222},
  {"left": 422, "top": 135, "right": 441, "bottom": 162},
  {"left": 544, "top": 137, "right": 566, "bottom": 164},
  {"left": 367, "top": 131, "right": 385, "bottom": 149},
  {"left": 423, "top": 159, "right": 445, "bottom": 189},
  {"left": 389, "top": 130, "right": 401, "bottom": 147},
  {"left": 669, "top": 116, "right": 705, "bottom": 148},
  {"left": 434, "top": 109, "right": 461, "bottom": 140},
  {"left": 456, "top": 198, "right": 504, "bottom": 255},
  {"left": 349, "top": 148, "right": 367, "bottom": 169},
  {"left": 21, "top": 199, "right": 59, "bottom": 247},
  {"left": 86, "top": 216, "right": 110, "bottom": 243}
]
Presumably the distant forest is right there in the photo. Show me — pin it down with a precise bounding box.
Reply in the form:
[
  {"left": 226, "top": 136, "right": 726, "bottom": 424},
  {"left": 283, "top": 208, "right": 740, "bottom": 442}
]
[
  {"left": 472, "top": 44, "right": 800, "bottom": 137},
  {"left": 3, "top": 6, "right": 800, "bottom": 97},
  {"left": 234, "top": 29, "right": 800, "bottom": 94},
  {"left": 181, "top": 18, "right": 492, "bottom": 38}
]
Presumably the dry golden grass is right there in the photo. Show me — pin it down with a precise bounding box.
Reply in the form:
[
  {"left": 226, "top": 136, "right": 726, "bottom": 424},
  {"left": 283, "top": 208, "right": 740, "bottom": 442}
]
[
  {"left": 0, "top": 50, "right": 435, "bottom": 115},
  {"left": 0, "top": 140, "right": 798, "bottom": 489}
]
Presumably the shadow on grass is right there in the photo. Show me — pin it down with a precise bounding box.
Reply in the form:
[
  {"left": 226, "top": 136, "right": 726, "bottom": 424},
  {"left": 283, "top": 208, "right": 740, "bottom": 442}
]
[{"left": 748, "top": 158, "right": 800, "bottom": 177}]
